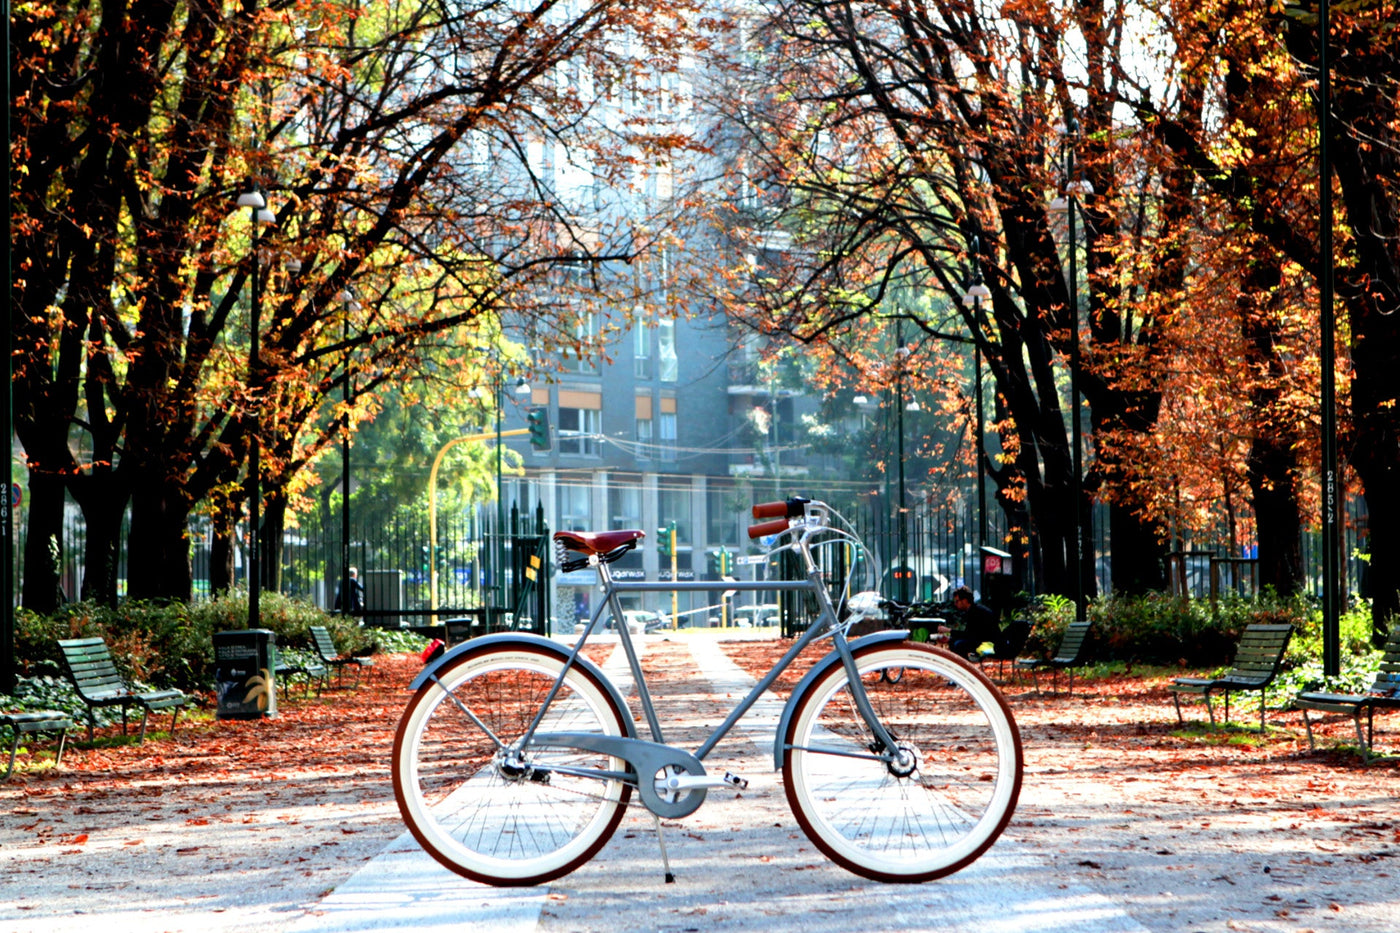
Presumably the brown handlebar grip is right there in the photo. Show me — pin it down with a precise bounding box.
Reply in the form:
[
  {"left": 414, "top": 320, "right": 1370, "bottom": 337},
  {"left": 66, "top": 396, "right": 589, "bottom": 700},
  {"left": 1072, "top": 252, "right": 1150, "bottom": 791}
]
[
  {"left": 752, "top": 501, "right": 789, "bottom": 519},
  {"left": 748, "top": 518, "right": 790, "bottom": 539}
]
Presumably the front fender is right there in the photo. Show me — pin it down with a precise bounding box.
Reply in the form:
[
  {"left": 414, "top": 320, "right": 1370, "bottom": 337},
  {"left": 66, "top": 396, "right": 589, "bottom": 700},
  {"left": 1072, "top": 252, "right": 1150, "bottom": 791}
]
[
  {"left": 410, "top": 632, "right": 636, "bottom": 739},
  {"left": 772, "top": 629, "right": 909, "bottom": 769}
]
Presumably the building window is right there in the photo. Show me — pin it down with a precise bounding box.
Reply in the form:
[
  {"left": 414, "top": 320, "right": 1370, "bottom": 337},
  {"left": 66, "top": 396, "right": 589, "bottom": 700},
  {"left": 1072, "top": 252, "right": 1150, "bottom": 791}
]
[
  {"left": 561, "top": 303, "right": 600, "bottom": 374},
  {"left": 558, "top": 407, "right": 600, "bottom": 456},
  {"left": 707, "top": 487, "right": 742, "bottom": 547},
  {"left": 636, "top": 394, "right": 654, "bottom": 454},
  {"left": 659, "top": 396, "right": 677, "bottom": 461},
  {"left": 634, "top": 323, "right": 652, "bottom": 379},
  {"left": 658, "top": 319, "right": 678, "bottom": 382},
  {"left": 658, "top": 486, "right": 690, "bottom": 545},
  {"left": 609, "top": 485, "right": 642, "bottom": 530},
  {"left": 558, "top": 483, "right": 593, "bottom": 532},
  {"left": 558, "top": 389, "right": 602, "bottom": 457}
]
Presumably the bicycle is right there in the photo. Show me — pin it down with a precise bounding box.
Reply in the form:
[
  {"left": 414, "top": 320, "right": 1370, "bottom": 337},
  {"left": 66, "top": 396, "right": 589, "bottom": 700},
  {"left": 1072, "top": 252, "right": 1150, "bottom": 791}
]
[{"left": 392, "top": 496, "right": 1023, "bottom": 886}]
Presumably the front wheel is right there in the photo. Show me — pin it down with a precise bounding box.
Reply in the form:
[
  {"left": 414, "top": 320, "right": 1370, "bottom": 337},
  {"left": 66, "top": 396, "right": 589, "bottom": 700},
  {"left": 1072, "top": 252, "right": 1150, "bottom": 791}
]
[
  {"left": 392, "top": 645, "right": 633, "bottom": 885},
  {"left": 783, "top": 642, "right": 1022, "bottom": 882}
]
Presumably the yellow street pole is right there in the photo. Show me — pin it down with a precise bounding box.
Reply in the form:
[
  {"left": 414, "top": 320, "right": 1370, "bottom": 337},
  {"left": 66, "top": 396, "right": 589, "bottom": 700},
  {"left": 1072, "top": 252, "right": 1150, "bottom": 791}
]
[{"left": 428, "top": 428, "right": 529, "bottom": 621}]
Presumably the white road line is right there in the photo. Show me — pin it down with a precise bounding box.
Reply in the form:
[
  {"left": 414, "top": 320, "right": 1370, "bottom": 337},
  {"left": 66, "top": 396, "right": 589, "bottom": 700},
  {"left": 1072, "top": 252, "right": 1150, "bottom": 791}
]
[{"left": 288, "top": 640, "right": 639, "bottom": 933}]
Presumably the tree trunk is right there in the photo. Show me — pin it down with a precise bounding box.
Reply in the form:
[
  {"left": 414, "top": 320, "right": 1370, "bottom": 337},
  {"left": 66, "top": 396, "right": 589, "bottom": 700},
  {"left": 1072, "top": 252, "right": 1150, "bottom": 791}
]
[
  {"left": 71, "top": 473, "right": 127, "bottom": 606},
  {"left": 1354, "top": 460, "right": 1398, "bottom": 643},
  {"left": 20, "top": 470, "right": 67, "bottom": 613},
  {"left": 1107, "top": 503, "right": 1167, "bottom": 595},
  {"left": 1090, "top": 391, "right": 1170, "bottom": 595},
  {"left": 261, "top": 490, "right": 287, "bottom": 594},
  {"left": 125, "top": 477, "right": 194, "bottom": 603},
  {"left": 1247, "top": 447, "right": 1303, "bottom": 597},
  {"left": 982, "top": 306, "right": 1078, "bottom": 601},
  {"left": 1238, "top": 248, "right": 1304, "bottom": 596},
  {"left": 1349, "top": 306, "right": 1400, "bottom": 642},
  {"left": 208, "top": 495, "right": 236, "bottom": 595}
]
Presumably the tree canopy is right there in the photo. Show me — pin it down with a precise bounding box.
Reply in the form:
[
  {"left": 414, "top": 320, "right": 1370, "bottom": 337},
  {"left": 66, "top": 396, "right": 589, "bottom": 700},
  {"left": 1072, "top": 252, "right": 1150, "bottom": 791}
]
[
  {"left": 700, "top": 0, "right": 1398, "bottom": 636},
  {"left": 10, "top": 0, "right": 709, "bottom": 607}
]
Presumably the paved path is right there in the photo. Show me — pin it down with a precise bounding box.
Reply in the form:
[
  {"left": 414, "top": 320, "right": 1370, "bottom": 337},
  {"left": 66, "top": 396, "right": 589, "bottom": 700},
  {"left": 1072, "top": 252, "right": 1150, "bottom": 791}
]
[{"left": 291, "top": 638, "right": 1150, "bottom": 933}]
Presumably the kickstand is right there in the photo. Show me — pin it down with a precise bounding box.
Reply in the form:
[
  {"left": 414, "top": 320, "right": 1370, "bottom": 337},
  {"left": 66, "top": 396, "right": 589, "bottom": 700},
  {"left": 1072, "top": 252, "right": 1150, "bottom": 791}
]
[{"left": 649, "top": 811, "right": 676, "bottom": 883}]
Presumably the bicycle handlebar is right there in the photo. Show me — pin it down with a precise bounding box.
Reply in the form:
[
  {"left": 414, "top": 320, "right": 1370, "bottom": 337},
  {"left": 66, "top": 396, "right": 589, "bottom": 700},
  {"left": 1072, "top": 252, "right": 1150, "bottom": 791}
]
[
  {"left": 751, "top": 497, "right": 809, "bottom": 520},
  {"left": 747, "top": 518, "right": 791, "bottom": 539}
]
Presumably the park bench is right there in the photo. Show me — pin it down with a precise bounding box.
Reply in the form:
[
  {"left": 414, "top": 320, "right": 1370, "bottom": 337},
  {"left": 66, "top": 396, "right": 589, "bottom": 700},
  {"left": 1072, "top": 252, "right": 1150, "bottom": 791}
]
[
  {"left": 1015, "top": 620, "right": 1093, "bottom": 694},
  {"left": 3, "top": 710, "right": 74, "bottom": 779},
  {"left": 57, "top": 637, "right": 189, "bottom": 742},
  {"left": 974, "top": 618, "right": 1033, "bottom": 682},
  {"left": 1295, "top": 628, "right": 1400, "bottom": 762},
  {"left": 1169, "top": 623, "right": 1293, "bottom": 732},
  {"left": 274, "top": 655, "right": 329, "bottom": 697},
  {"left": 310, "top": 625, "right": 374, "bottom": 687}
]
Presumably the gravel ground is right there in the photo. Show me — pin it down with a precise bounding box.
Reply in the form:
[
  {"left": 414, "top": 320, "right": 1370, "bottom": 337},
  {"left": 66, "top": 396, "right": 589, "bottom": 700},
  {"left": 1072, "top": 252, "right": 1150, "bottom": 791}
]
[{"left": 2, "top": 636, "right": 1397, "bottom": 932}]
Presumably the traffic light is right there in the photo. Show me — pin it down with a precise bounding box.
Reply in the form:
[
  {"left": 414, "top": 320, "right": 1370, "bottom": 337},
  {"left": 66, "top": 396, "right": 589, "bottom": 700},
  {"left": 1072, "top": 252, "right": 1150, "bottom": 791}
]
[
  {"left": 889, "top": 564, "right": 917, "bottom": 601},
  {"left": 707, "top": 547, "right": 731, "bottom": 576},
  {"left": 527, "top": 406, "right": 551, "bottom": 450},
  {"left": 657, "top": 522, "right": 675, "bottom": 557}
]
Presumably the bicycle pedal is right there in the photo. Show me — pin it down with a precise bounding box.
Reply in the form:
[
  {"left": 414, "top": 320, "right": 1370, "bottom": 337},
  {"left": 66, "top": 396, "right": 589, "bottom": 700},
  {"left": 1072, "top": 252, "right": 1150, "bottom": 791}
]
[{"left": 722, "top": 771, "right": 748, "bottom": 790}]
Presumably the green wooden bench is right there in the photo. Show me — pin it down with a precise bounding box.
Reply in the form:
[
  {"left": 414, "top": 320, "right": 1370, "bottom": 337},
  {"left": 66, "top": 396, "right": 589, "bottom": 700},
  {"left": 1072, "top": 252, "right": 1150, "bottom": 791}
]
[
  {"left": 275, "top": 655, "right": 329, "bottom": 697},
  {"left": 310, "top": 626, "right": 374, "bottom": 687},
  {"left": 1169, "top": 623, "right": 1293, "bottom": 732},
  {"left": 1015, "top": 620, "right": 1093, "bottom": 694},
  {"left": 58, "top": 637, "right": 189, "bottom": 742},
  {"left": 3, "top": 710, "right": 74, "bottom": 779},
  {"left": 1295, "top": 628, "right": 1400, "bottom": 761}
]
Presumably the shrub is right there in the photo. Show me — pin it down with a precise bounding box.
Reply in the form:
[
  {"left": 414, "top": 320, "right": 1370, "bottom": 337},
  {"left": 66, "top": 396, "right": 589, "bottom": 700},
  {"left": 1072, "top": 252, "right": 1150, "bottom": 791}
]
[
  {"left": 1021, "top": 593, "right": 1075, "bottom": 659},
  {"left": 11, "top": 591, "right": 359, "bottom": 694},
  {"left": 1025, "top": 590, "right": 1312, "bottom": 668}
]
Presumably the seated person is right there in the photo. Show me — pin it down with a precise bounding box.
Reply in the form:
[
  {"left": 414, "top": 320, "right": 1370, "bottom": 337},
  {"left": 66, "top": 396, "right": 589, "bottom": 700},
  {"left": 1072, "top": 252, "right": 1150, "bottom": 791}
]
[{"left": 939, "top": 585, "right": 1001, "bottom": 660}]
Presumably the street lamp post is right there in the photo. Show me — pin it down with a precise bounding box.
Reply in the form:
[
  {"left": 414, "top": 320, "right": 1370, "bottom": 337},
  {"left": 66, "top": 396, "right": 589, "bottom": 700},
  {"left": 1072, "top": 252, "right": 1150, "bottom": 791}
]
[
  {"left": 1051, "top": 122, "right": 1093, "bottom": 619},
  {"left": 338, "top": 289, "right": 360, "bottom": 619},
  {"left": 236, "top": 186, "right": 275, "bottom": 628},
  {"left": 494, "top": 375, "right": 531, "bottom": 616},
  {"left": 894, "top": 332, "right": 912, "bottom": 603},
  {"left": 483, "top": 363, "right": 531, "bottom": 618},
  {"left": 963, "top": 257, "right": 993, "bottom": 566},
  {"left": 1318, "top": 0, "right": 1341, "bottom": 676},
  {"left": 494, "top": 369, "right": 504, "bottom": 615}
]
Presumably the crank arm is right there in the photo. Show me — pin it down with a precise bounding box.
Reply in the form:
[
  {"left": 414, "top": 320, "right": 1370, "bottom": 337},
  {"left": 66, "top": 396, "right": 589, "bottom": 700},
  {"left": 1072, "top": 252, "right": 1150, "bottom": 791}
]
[{"left": 656, "top": 771, "right": 748, "bottom": 793}]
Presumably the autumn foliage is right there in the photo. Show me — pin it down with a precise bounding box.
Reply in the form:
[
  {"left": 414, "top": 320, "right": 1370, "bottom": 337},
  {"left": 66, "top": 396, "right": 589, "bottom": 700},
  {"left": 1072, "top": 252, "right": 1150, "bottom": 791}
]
[{"left": 698, "top": 0, "right": 1399, "bottom": 637}]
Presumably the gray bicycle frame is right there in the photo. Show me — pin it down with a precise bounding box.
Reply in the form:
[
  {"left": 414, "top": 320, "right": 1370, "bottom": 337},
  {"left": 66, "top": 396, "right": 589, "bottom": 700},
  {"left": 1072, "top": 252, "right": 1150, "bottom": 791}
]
[{"left": 518, "top": 533, "right": 901, "bottom": 778}]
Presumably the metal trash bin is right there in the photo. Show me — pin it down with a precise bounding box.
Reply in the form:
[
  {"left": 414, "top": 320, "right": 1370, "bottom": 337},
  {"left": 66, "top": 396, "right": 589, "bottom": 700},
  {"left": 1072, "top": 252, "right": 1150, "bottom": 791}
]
[{"left": 214, "top": 629, "right": 278, "bottom": 719}]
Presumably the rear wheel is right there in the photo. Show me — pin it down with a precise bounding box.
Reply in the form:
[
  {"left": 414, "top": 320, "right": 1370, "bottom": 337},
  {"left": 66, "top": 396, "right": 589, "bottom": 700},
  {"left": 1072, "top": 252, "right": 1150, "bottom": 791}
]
[
  {"left": 783, "top": 642, "right": 1021, "bottom": 882},
  {"left": 392, "top": 645, "right": 632, "bottom": 885}
]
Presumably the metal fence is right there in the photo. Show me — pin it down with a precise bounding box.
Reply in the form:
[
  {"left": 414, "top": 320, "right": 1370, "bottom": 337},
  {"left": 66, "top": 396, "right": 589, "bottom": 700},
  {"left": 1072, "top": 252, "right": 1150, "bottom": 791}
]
[{"left": 18, "top": 483, "right": 1370, "bottom": 618}]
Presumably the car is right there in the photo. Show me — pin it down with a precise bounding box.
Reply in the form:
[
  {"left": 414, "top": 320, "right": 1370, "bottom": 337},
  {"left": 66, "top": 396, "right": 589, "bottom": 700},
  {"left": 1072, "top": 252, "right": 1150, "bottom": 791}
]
[
  {"left": 574, "top": 610, "right": 671, "bottom": 636},
  {"left": 624, "top": 610, "right": 671, "bottom": 633},
  {"left": 733, "top": 603, "right": 780, "bottom": 627}
]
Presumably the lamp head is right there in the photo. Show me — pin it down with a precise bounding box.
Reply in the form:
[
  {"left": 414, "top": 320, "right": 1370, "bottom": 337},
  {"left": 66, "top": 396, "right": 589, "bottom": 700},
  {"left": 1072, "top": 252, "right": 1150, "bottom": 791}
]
[{"left": 236, "top": 187, "right": 266, "bottom": 210}]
